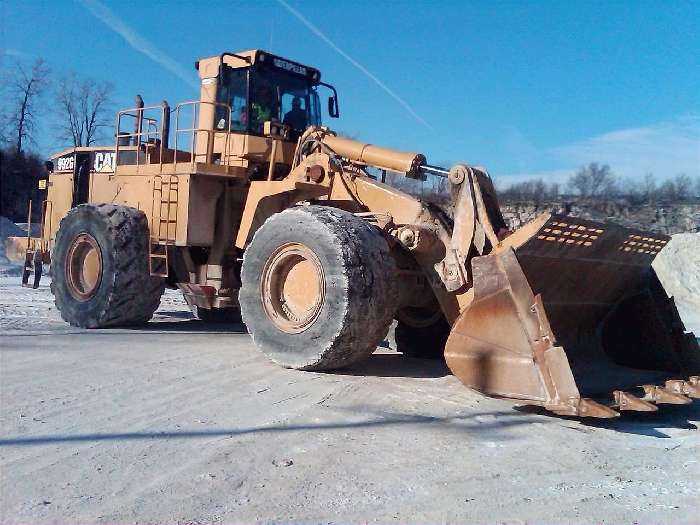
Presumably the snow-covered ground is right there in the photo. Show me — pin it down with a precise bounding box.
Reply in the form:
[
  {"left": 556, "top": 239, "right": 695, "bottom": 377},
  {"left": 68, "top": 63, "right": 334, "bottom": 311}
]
[
  {"left": 1, "top": 218, "right": 699, "bottom": 523},
  {"left": 1, "top": 275, "right": 698, "bottom": 524}
]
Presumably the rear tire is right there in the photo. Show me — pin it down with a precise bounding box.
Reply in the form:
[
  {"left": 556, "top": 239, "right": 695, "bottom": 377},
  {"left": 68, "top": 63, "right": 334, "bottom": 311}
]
[
  {"left": 51, "top": 204, "right": 165, "bottom": 328},
  {"left": 240, "top": 206, "right": 397, "bottom": 370},
  {"left": 395, "top": 305, "right": 450, "bottom": 359}
]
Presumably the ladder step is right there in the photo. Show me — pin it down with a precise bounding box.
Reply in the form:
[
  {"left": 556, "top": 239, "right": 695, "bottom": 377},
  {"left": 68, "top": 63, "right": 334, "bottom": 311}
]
[{"left": 150, "top": 254, "right": 168, "bottom": 259}]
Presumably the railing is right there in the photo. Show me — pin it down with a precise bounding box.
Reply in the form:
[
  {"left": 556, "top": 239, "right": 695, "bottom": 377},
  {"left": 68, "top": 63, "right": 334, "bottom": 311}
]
[
  {"left": 115, "top": 104, "right": 168, "bottom": 173},
  {"left": 173, "top": 100, "right": 233, "bottom": 171},
  {"left": 114, "top": 101, "right": 233, "bottom": 174}
]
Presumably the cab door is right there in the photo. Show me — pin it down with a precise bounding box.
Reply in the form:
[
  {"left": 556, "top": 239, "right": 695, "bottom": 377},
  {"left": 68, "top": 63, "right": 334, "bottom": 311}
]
[{"left": 72, "top": 152, "right": 91, "bottom": 206}]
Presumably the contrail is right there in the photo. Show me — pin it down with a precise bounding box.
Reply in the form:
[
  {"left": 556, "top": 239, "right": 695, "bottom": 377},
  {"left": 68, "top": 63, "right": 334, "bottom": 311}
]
[
  {"left": 276, "top": 0, "right": 433, "bottom": 130},
  {"left": 2, "top": 48, "right": 30, "bottom": 58},
  {"left": 79, "top": 0, "right": 199, "bottom": 91}
]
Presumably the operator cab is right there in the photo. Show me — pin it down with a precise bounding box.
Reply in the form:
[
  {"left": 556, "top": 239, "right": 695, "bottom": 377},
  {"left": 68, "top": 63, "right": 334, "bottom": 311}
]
[{"left": 207, "top": 50, "right": 339, "bottom": 141}]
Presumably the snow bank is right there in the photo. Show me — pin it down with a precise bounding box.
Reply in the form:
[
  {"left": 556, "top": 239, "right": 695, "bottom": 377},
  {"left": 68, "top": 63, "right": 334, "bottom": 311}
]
[
  {"left": 0, "top": 216, "right": 25, "bottom": 239},
  {"left": 1, "top": 217, "right": 26, "bottom": 272}
]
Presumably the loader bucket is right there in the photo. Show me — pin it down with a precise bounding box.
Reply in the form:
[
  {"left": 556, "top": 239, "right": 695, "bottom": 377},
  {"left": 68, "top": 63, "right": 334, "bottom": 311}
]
[{"left": 445, "top": 214, "right": 700, "bottom": 417}]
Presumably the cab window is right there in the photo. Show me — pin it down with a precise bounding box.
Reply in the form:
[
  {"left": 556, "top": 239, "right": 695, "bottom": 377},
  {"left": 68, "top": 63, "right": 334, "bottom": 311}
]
[
  {"left": 250, "top": 69, "right": 321, "bottom": 135},
  {"left": 218, "top": 66, "right": 322, "bottom": 136},
  {"left": 216, "top": 68, "right": 247, "bottom": 132}
]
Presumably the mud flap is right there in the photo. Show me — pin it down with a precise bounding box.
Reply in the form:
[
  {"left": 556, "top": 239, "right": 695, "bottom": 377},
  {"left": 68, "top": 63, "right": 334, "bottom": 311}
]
[{"left": 445, "top": 215, "right": 700, "bottom": 417}]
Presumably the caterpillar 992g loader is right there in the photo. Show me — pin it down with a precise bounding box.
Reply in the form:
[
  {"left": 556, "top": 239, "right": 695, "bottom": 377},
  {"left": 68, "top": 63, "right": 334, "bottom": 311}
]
[{"left": 10, "top": 49, "right": 699, "bottom": 418}]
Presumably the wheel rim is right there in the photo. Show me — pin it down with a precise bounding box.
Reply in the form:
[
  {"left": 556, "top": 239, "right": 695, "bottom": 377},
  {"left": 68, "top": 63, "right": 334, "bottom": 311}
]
[
  {"left": 65, "top": 233, "right": 102, "bottom": 301},
  {"left": 260, "top": 242, "right": 325, "bottom": 333}
]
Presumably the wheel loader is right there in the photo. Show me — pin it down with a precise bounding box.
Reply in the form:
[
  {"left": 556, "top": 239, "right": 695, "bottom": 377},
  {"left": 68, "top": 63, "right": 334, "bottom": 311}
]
[{"left": 8, "top": 49, "right": 699, "bottom": 418}]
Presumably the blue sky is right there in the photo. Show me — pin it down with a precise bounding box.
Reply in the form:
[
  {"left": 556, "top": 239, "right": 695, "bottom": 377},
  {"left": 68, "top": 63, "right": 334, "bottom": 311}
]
[{"left": 2, "top": 0, "right": 699, "bottom": 184}]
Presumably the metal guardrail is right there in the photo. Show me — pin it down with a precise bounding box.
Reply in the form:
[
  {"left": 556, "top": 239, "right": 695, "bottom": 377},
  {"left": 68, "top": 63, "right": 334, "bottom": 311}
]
[
  {"left": 114, "top": 101, "right": 232, "bottom": 174},
  {"left": 115, "top": 104, "right": 166, "bottom": 173},
  {"left": 173, "top": 100, "right": 233, "bottom": 170}
]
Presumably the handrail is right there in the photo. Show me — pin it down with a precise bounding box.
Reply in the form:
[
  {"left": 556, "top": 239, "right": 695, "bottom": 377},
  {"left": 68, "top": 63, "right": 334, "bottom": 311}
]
[
  {"left": 173, "top": 100, "right": 232, "bottom": 170},
  {"left": 115, "top": 104, "right": 167, "bottom": 173},
  {"left": 114, "top": 100, "right": 232, "bottom": 174}
]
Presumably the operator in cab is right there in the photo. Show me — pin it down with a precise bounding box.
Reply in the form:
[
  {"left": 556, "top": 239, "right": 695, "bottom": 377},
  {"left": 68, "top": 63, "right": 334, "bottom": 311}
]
[{"left": 283, "top": 97, "right": 308, "bottom": 136}]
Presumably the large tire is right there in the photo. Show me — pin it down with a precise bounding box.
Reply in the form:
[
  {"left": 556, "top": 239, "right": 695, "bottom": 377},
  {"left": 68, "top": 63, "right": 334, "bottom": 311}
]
[
  {"left": 51, "top": 203, "right": 165, "bottom": 328},
  {"left": 240, "top": 205, "right": 397, "bottom": 370},
  {"left": 395, "top": 305, "right": 450, "bottom": 360}
]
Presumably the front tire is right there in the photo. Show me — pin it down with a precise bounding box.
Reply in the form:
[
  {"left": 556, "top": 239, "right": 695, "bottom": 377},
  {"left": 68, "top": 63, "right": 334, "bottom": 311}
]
[
  {"left": 51, "top": 204, "right": 165, "bottom": 328},
  {"left": 240, "top": 206, "right": 397, "bottom": 370}
]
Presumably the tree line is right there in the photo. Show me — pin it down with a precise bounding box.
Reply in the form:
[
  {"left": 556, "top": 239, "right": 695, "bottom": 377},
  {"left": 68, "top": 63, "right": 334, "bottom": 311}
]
[
  {"left": 498, "top": 163, "right": 700, "bottom": 206},
  {"left": 385, "top": 162, "right": 700, "bottom": 211},
  {"left": 1, "top": 58, "right": 114, "bottom": 221}
]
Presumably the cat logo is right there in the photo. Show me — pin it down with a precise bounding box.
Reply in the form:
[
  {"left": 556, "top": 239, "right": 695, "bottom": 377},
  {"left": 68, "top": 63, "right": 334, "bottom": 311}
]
[{"left": 94, "top": 152, "right": 116, "bottom": 172}]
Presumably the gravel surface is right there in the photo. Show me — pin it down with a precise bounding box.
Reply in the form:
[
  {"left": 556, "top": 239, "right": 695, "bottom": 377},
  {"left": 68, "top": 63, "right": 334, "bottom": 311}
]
[{"left": 1, "top": 276, "right": 698, "bottom": 523}]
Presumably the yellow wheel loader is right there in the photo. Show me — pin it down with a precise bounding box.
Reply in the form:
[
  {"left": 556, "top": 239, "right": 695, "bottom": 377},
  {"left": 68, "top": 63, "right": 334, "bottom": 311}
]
[{"left": 9, "top": 49, "right": 698, "bottom": 418}]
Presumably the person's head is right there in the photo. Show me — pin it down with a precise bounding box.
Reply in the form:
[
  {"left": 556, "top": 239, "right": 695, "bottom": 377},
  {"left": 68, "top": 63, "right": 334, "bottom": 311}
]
[{"left": 292, "top": 97, "right": 302, "bottom": 110}]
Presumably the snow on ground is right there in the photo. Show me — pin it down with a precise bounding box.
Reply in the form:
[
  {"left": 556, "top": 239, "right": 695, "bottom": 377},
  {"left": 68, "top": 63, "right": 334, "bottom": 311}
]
[
  {"left": 0, "top": 276, "right": 699, "bottom": 524},
  {"left": 1, "top": 217, "right": 699, "bottom": 523}
]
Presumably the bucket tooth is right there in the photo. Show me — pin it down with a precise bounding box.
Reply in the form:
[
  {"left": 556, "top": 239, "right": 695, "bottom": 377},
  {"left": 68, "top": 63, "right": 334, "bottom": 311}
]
[
  {"left": 665, "top": 379, "right": 700, "bottom": 399},
  {"left": 546, "top": 398, "right": 618, "bottom": 418},
  {"left": 576, "top": 398, "right": 619, "bottom": 418},
  {"left": 642, "top": 385, "right": 692, "bottom": 405},
  {"left": 613, "top": 390, "right": 658, "bottom": 412}
]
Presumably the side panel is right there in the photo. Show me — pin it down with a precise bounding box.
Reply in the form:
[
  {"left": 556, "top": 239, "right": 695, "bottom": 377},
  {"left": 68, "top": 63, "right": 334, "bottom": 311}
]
[
  {"left": 186, "top": 176, "right": 224, "bottom": 246},
  {"left": 89, "top": 173, "right": 193, "bottom": 246},
  {"left": 45, "top": 173, "right": 75, "bottom": 244}
]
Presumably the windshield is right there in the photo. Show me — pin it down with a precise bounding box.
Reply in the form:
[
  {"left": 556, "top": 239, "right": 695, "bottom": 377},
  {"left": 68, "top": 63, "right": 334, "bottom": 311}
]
[{"left": 216, "top": 66, "right": 321, "bottom": 138}]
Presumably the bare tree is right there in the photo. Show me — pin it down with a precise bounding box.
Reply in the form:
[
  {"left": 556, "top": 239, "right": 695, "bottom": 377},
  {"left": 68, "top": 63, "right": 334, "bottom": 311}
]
[
  {"left": 673, "top": 174, "right": 692, "bottom": 201},
  {"left": 567, "top": 163, "right": 616, "bottom": 199},
  {"left": 658, "top": 179, "right": 677, "bottom": 201},
  {"left": 548, "top": 182, "right": 560, "bottom": 200},
  {"left": 641, "top": 173, "right": 657, "bottom": 204},
  {"left": 6, "top": 58, "right": 49, "bottom": 154},
  {"left": 568, "top": 167, "right": 591, "bottom": 197},
  {"left": 532, "top": 179, "right": 547, "bottom": 206},
  {"left": 55, "top": 74, "right": 113, "bottom": 147}
]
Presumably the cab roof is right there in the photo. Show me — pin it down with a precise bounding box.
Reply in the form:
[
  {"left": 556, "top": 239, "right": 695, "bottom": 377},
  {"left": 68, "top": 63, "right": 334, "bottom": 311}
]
[{"left": 196, "top": 50, "right": 321, "bottom": 83}]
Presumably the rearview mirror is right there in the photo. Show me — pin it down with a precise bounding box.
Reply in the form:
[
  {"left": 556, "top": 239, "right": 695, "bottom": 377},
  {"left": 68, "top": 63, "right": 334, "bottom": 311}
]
[{"left": 328, "top": 96, "right": 339, "bottom": 118}]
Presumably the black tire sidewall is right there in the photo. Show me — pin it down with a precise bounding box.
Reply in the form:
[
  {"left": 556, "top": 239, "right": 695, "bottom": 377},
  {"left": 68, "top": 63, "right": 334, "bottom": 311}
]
[
  {"left": 52, "top": 206, "right": 117, "bottom": 327},
  {"left": 240, "top": 209, "right": 353, "bottom": 369}
]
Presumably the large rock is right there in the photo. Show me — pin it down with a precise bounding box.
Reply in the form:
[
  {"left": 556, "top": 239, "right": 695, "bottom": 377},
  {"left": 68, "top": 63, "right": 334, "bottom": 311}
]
[{"left": 653, "top": 233, "right": 700, "bottom": 334}]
